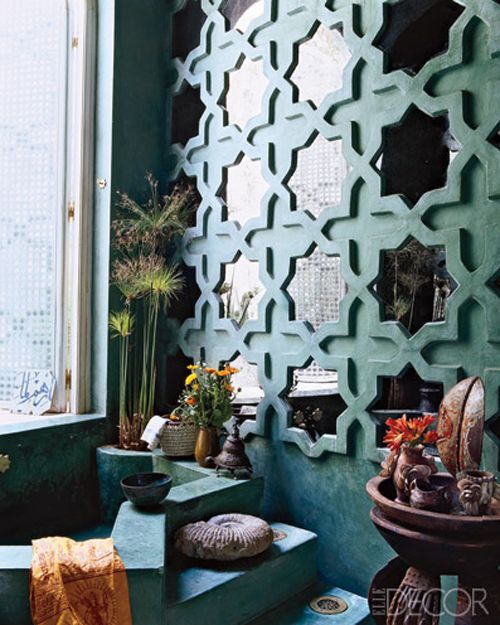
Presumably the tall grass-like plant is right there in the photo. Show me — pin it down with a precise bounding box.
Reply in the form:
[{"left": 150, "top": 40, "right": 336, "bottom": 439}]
[
  {"left": 109, "top": 309, "right": 135, "bottom": 447},
  {"left": 110, "top": 174, "right": 196, "bottom": 448}
]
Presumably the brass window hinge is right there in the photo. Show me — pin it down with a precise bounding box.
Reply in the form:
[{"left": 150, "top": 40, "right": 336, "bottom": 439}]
[
  {"left": 68, "top": 201, "right": 75, "bottom": 220},
  {"left": 72, "top": 36, "right": 79, "bottom": 48},
  {"left": 65, "top": 369, "right": 72, "bottom": 391}
]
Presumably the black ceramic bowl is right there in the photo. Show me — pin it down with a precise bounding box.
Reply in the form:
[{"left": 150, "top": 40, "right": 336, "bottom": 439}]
[{"left": 121, "top": 472, "right": 172, "bottom": 507}]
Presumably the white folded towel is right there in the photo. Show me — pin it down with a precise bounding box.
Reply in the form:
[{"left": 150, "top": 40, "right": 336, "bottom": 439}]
[{"left": 140, "top": 415, "right": 167, "bottom": 451}]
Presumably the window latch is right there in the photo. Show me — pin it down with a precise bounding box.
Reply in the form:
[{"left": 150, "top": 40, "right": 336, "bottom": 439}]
[{"left": 68, "top": 201, "right": 75, "bottom": 220}]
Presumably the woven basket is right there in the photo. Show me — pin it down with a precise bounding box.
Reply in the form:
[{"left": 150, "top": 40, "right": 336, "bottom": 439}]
[{"left": 160, "top": 420, "right": 199, "bottom": 457}]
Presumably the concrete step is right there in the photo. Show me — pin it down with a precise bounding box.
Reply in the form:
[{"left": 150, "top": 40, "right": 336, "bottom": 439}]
[
  {"left": 163, "top": 475, "right": 265, "bottom": 540},
  {"left": 246, "top": 583, "right": 372, "bottom": 625},
  {"left": 165, "top": 522, "right": 318, "bottom": 625}
]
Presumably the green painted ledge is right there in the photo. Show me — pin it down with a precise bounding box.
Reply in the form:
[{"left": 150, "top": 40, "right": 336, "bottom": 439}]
[
  {"left": 0, "top": 413, "right": 106, "bottom": 437},
  {"left": 96, "top": 446, "right": 214, "bottom": 523}
]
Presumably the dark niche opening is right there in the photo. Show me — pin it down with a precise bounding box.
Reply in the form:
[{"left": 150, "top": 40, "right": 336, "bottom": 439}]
[
  {"left": 172, "top": 0, "right": 206, "bottom": 61},
  {"left": 288, "top": 365, "right": 347, "bottom": 441},
  {"left": 374, "top": 0, "right": 464, "bottom": 75},
  {"left": 371, "top": 366, "right": 444, "bottom": 446},
  {"left": 171, "top": 84, "right": 205, "bottom": 146},
  {"left": 488, "top": 121, "right": 500, "bottom": 150},
  {"left": 374, "top": 238, "right": 456, "bottom": 335},
  {"left": 379, "top": 106, "right": 454, "bottom": 206}
]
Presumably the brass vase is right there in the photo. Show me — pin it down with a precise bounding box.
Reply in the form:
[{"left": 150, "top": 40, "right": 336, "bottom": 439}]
[{"left": 194, "top": 426, "right": 220, "bottom": 467}]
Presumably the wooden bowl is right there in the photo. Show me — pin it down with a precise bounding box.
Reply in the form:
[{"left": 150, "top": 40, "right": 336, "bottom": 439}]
[
  {"left": 370, "top": 506, "right": 500, "bottom": 576},
  {"left": 437, "top": 376, "right": 484, "bottom": 475},
  {"left": 367, "top": 476, "right": 500, "bottom": 538}
]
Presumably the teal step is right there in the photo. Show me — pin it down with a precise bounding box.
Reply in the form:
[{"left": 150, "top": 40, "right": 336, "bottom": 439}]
[
  {"left": 165, "top": 522, "right": 318, "bottom": 625},
  {"left": 246, "top": 584, "right": 372, "bottom": 625}
]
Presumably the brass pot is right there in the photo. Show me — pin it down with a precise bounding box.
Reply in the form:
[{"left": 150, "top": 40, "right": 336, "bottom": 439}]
[{"left": 194, "top": 426, "right": 220, "bottom": 467}]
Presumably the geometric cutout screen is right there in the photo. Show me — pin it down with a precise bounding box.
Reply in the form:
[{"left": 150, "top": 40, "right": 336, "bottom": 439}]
[{"left": 171, "top": 0, "right": 500, "bottom": 465}]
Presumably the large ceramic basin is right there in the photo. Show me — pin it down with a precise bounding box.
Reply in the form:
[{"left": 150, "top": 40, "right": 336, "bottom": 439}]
[
  {"left": 366, "top": 475, "right": 500, "bottom": 538},
  {"left": 370, "top": 506, "right": 500, "bottom": 577}
]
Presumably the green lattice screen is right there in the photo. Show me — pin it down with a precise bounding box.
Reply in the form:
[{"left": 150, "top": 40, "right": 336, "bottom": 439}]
[{"left": 169, "top": 0, "right": 500, "bottom": 465}]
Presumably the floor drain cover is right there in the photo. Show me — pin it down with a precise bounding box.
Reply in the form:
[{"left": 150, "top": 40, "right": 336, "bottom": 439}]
[
  {"left": 272, "top": 529, "right": 287, "bottom": 542},
  {"left": 309, "top": 596, "right": 348, "bottom": 615}
]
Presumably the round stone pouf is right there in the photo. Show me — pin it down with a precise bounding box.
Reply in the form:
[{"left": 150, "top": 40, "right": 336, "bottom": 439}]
[{"left": 174, "top": 513, "right": 274, "bottom": 561}]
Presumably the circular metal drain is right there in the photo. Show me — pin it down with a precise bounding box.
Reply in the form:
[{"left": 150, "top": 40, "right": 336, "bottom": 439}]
[
  {"left": 272, "top": 529, "right": 287, "bottom": 542},
  {"left": 309, "top": 596, "right": 348, "bottom": 615}
]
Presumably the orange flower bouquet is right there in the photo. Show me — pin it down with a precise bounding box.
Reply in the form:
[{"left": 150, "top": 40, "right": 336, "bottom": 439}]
[
  {"left": 383, "top": 413, "right": 439, "bottom": 452},
  {"left": 382, "top": 414, "right": 439, "bottom": 502},
  {"left": 175, "top": 362, "right": 240, "bottom": 429}
]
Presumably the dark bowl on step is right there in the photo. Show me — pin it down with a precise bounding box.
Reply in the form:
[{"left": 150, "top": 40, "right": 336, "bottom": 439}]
[{"left": 121, "top": 472, "right": 172, "bottom": 507}]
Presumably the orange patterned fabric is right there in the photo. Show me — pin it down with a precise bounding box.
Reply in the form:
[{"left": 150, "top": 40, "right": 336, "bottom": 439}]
[{"left": 30, "top": 537, "right": 133, "bottom": 625}]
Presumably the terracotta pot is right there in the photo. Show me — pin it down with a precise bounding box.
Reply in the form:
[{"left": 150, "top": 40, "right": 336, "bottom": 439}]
[
  {"left": 194, "top": 426, "right": 220, "bottom": 468},
  {"left": 393, "top": 444, "right": 437, "bottom": 504},
  {"left": 409, "top": 474, "right": 455, "bottom": 513},
  {"left": 457, "top": 469, "right": 498, "bottom": 516}
]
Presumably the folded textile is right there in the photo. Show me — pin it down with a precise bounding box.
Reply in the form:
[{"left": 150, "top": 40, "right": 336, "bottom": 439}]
[
  {"left": 141, "top": 414, "right": 167, "bottom": 450},
  {"left": 30, "top": 537, "right": 132, "bottom": 625}
]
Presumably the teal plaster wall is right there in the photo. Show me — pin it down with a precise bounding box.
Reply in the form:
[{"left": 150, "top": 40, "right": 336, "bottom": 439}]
[
  {"left": 107, "top": 0, "right": 172, "bottom": 416},
  {"left": 247, "top": 425, "right": 394, "bottom": 597}
]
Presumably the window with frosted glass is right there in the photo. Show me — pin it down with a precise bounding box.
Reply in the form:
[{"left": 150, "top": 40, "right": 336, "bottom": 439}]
[{"left": 0, "top": 0, "right": 67, "bottom": 404}]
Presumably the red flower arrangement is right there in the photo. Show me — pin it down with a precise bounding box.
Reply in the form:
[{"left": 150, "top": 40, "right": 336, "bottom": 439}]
[{"left": 383, "top": 413, "right": 438, "bottom": 452}]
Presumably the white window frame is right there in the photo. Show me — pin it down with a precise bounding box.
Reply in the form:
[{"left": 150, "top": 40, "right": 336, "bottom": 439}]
[{"left": 63, "top": 0, "right": 96, "bottom": 414}]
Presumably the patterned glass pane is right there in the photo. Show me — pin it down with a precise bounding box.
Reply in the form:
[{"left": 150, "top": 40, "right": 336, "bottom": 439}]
[{"left": 0, "top": 1, "right": 67, "bottom": 403}]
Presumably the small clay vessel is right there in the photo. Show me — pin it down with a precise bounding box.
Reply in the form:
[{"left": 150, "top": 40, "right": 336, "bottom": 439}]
[
  {"left": 409, "top": 474, "right": 455, "bottom": 513},
  {"left": 194, "top": 426, "right": 220, "bottom": 467},
  {"left": 393, "top": 444, "right": 437, "bottom": 504},
  {"left": 457, "top": 469, "right": 497, "bottom": 516}
]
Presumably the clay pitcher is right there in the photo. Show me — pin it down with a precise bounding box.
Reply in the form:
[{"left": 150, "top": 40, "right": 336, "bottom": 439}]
[
  {"left": 393, "top": 444, "right": 437, "bottom": 504},
  {"left": 195, "top": 426, "right": 220, "bottom": 467}
]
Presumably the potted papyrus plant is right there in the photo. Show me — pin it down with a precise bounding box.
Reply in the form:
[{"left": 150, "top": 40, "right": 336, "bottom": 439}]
[{"left": 109, "top": 174, "right": 196, "bottom": 449}]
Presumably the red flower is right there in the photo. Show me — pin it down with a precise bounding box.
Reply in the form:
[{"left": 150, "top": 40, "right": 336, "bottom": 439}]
[
  {"left": 383, "top": 415, "right": 411, "bottom": 451},
  {"left": 383, "top": 413, "right": 437, "bottom": 451},
  {"left": 423, "top": 430, "right": 438, "bottom": 445}
]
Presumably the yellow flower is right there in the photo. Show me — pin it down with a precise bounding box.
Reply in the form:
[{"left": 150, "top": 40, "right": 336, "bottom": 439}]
[
  {"left": 225, "top": 384, "right": 234, "bottom": 393},
  {"left": 187, "top": 364, "right": 199, "bottom": 370},
  {"left": 225, "top": 366, "right": 239, "bottom": 374},
  {"left": 204, "top": 367, "right": 217, "bottom": 374},
  {"left": 216, "top": 370, "right": 230, "bottom": 377},
  {"left": 185, "top": 373, "right": 197, "bottom": 385}
]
